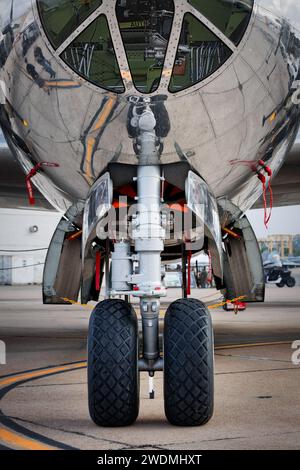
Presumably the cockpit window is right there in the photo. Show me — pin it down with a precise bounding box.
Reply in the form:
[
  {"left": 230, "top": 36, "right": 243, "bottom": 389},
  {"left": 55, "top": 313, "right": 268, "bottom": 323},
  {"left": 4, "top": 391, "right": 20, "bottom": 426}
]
[
  {"left": 61, "top": 15, "right": 125, "bottom": 93},
  {"left": 37, "top": 0, "right": 103, "bottom": 49},
  {"left": 116, "top": 0, "right": 175, "bottom": 93},
  {"left": 188, "top": 0, "right": 254, "bottom": 46},
  {"left": 169, "top": 13, "right": 232, "bottom": 93}
]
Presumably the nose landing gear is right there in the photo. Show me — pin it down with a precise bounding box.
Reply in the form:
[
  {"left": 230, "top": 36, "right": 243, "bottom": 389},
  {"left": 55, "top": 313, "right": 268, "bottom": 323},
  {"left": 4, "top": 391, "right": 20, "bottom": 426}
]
[{"left": 87, "top": 98, "right": 214, "bottom": 427}]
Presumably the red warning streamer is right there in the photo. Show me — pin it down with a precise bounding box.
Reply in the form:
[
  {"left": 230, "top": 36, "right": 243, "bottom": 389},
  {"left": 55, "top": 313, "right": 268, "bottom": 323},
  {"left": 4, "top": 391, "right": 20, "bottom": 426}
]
[
  {"left": 230, "top": 159, "right": 273, "bottom": 229},
  {"left": 257, "top": 160, "right": 273, "bottom": 229},
  {"left": 26, "top": 162, "right": 59, "bottom": 205}
]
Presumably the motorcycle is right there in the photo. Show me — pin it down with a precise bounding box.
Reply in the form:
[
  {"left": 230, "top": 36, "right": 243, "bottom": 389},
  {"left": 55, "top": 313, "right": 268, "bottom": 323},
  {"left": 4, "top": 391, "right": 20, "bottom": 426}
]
[
  {"left": 263, "top": 252, "right": 296, "bottom": 288},
  {"left": 264, "top": 267, "right": 296, "bottom": 288}
]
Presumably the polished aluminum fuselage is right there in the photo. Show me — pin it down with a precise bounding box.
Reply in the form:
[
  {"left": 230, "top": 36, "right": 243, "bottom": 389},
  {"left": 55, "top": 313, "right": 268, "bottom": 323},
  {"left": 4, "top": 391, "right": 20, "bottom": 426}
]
[{"left": 0, "top": 0, "right": 300, "bottom": 213}]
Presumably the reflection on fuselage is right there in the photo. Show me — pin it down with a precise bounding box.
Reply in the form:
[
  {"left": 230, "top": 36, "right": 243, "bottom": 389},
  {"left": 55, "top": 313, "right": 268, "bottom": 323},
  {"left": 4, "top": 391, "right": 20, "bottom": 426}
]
[{"left": 0, "top": 0, "right": 299, "bottom": 215}]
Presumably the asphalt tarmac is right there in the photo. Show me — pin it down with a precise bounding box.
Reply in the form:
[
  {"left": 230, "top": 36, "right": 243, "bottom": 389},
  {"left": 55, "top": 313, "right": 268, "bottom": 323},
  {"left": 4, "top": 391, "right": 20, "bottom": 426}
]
[{"left": 0, "top": 285, "right": 300, "bottom": 450}]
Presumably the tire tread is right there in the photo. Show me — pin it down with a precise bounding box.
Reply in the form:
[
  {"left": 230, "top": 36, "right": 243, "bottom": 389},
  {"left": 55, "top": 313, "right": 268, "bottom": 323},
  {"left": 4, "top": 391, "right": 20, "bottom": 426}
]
[
  {"left": 164, "top": 298, "right": 214, "bottom": 426},
  {"left": 88, "top": 299, "right": 139, "bottom": 427}
]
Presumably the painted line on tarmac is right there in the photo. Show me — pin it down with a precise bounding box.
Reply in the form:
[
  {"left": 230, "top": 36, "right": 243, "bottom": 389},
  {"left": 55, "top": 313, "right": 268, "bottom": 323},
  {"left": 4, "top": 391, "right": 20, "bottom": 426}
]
[
  {"left": 0, "top": 361, "right": 86, "bottom": 450},
  {"left": 0, "top": 341, "right": 294, "bottom": 450},
  {"left": 0, "top": 362, "right": 86, "bottom": 388},
  {"left": 215, "top": 341, "right": 293, "bottom": 350},
  {"left": 0, "top": 428, "right": 55, "bottom": 451}
]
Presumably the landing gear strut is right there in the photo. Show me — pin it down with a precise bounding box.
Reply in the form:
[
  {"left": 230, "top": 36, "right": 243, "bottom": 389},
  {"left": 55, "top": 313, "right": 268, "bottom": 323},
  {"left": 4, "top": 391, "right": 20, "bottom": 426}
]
[{"left": 87, "top": 98, "right": 214, "bottom": 426}]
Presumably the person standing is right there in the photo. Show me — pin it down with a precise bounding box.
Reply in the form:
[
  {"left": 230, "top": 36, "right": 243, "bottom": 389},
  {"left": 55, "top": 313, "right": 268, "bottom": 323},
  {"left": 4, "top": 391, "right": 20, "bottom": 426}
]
[{"left": 34, "top": 47, "right": 56, "bottom": 79}]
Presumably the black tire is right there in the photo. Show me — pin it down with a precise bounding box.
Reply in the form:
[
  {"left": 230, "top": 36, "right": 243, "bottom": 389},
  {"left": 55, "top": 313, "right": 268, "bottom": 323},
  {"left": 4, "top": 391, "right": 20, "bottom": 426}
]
[
  {"left": 164, "top": 298, "right": 214, "bottom": 426},
  {"left": 88, "top": 299, "right": 139, "bottom": 427},
  {"left": 286, "top": 277, "right": 296, "bottom": 288},
  {"left": 276, "top": 281, "right": 285, "bottom": 288}
]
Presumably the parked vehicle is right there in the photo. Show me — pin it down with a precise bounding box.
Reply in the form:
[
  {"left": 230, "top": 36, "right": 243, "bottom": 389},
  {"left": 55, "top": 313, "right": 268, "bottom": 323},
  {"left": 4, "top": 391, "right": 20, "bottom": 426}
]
[
  {"left": 286, "top": 257, "right": 300, "bottom": 267},
  {"left": 263, "top": 253, "right": 296, "bottom": 288}
]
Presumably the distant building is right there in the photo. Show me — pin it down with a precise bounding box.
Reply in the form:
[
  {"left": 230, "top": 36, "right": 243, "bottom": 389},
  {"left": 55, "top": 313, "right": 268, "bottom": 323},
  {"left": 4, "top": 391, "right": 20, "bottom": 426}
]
[
  {"left": 258, "top": 234, "right": 295, "bottom": 258},
  {"left": 293, "top": 235, "right": 300, "bottom": 256},
  {"left": 0, "top": 209, "right": 61, "bottom": 285}
]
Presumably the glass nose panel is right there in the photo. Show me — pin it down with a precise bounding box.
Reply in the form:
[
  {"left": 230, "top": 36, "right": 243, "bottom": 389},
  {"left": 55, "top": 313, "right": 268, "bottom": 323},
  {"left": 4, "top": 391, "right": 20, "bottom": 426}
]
[
  {"left": 188, "top": 0, "right": 254, "bottom": 46},
  {"left": 116, "top": 0, "right": 175, "bottom": 93},
  {"left": 37, "top": 0, "right": 103, "bottom": 49},
  {"left": 61, "top": 15, "right": 125, "bottom": 93},
  {"left": 169, "top": 13, "right": 232, "bottom": 93}
]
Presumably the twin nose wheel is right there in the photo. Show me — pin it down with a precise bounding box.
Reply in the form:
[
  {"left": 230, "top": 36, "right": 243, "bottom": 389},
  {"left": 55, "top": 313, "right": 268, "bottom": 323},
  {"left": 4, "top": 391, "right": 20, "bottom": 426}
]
[{"left": 88, "top": 298, "right": 214, "bottom": 427}]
